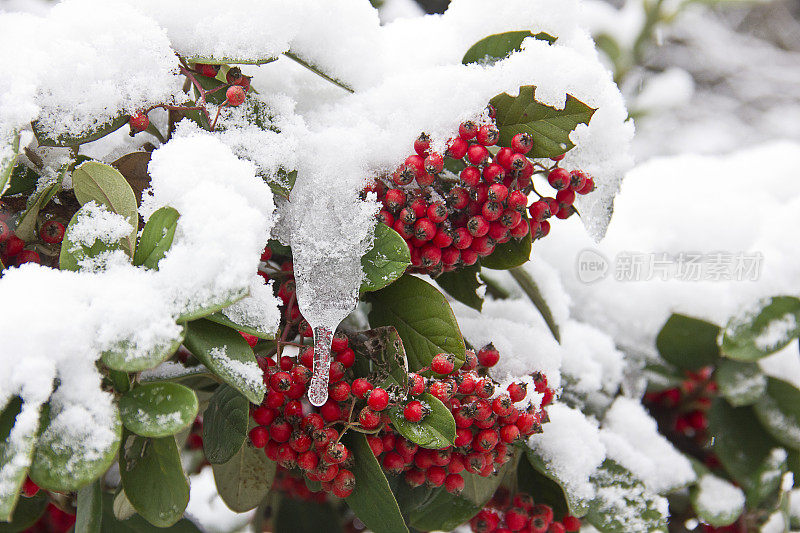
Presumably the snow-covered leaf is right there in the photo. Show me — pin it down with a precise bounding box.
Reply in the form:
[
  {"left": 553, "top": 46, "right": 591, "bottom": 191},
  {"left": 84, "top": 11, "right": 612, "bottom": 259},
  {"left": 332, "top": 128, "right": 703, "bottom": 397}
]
[
  {"left": 490, "top": 86, "right": 596, "bottom": 159},
  {"left": 517, "top": 451, "right": 570, "bottom": 518},
  {"left": 102, "top": 326, "right": 185, "bottom": 373},
  {"left": 368, "top": 274, "right": 466, "bottom": 373},
  {"left": 0, "top": 131, "right": 20, "bottom": 197},
  {"left": 102, "top": 492, "right": 200, "bottom": 533},
  {"left": 202, "top": 385, "right": 249, "bottom": 465},
  {"left": 3, "top": 164, "right": 38, "bottom": 197},
  {"left": 480, "top": 231, "right": 532, "bottom": 270},
  {"left": 187, "top": 56, "right": 277, "bottom": 66},
  {"left": 212, "top": 441, "right": 276, "bottom": 513},
  {"left": 462, "top": 31, "right": 556, "bottom": 66},
  {"left": 175, "top": 288, "right": 248, "bottom": 323},
  {"left": 72, "top": 161, "right": 139, "bottom": 257},
  {"left": 435, "top": 264, "right": 483, "bottom": 312},
  {"left": 754, "top": 378, "right": 800, "bottom": 450},
  {"left": 691, "top": 474, "right": 744, "bottom": 528},
  {"left": 388, "top": 393, "right": 455, "bottom": 449},
  {"left": 360, "top": 223, "right": 411, "bottom": 293},
  {"left": 586, "top": 459, "right": 668, "bottom": 533},
  {"left": 716, "top": 359, "right": 766, "bottom": 407},
  {"left": 722, "top": 296, "right": 800, "bottom": 362},
  {"left": 205, "top": 312, "right": 275, "bottom": 340},
  {"left": 656, "top": 314, "right": 721, "bottom": 370},
  {"left": 30, "top": 402, "right": 122, "bottom": 492},
  {"left": 524, "top": 447, "right": 591, "bottom": 516},
  {"left": 283, "top": 51, "right": 354, "bottom": 93},
  {"left": 342, "top": 432, "right": 408, "bottom": 533},
  {"left": 0, "top": 397, "right": 46, "bottom": 521},
  {"left": 15, "top": 167, "right": 65, "bottom": 242},
  {"left": 75, "top": 480, "right": 102, "bottom": 533},
  {"left": 133, "top": 206, "right": 179, "bottom": 269},
  {"left": 183, "top": 319, "right": 266, "bottom": 404},
  {"left": 118, "top": 383, "right": 198, "bottom": 438},
  {"left": 59, "top": 203, "right": 130, "bottom": 272},
  {"left": 119, "top": 433, "right": 189, "bottom": 528},
  {"left": 32, "top": 114, "right": 128, "bottom": 148}
]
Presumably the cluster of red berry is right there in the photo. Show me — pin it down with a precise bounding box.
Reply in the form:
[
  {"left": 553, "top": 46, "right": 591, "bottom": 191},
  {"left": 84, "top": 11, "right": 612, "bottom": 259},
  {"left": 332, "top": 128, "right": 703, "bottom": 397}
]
[
  {"left": 367, "top": 109, "right": 595, "bottom": 274},
  {"left": 367, "top": 348, "right": 553, "bottom": 495},
  {"left": 644, "top": 366, "right": 715, "bottom": 440},
  {"left": 0, "top": 200, "right": 64, "bottom": 267},
  {"left": 471, "top": 489, "right": 580, "bottom": 533}
]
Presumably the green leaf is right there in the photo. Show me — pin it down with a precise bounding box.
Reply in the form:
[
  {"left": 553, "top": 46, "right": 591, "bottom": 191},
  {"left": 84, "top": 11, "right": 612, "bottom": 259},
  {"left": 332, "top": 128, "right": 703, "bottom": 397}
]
[
  {"left": 586, "top": 459, "right": 667, "bottom": 533},
  {"left": 75, "top": 480, "right": 103, "bottom": 533},
  {"left": 656, "top": 314, "right": 721, "bottom": 370},
  {"left": 188, "top": 56, "right": 277, "bottom": 66},
  {"left": 480, "top": 232, "right": 532, "bottom": 270},
  {"left": 721, "top": 296, "right": 800, "bottom": 361},
  {"left": 133, "top": 207, "right": 179, "bottom": 269},
  {"left": 409, "top": 451, "right": 518, "bottom": 531},
  {"left": 462, "top": 31, "right": 556, "bottom": 66},
  {"left": 119, "top": 433, "right": 190, "bottom": 527},
  {"left": 30, "top": 402, "right": 122, "bottom": 491},
  {"left": 509, "top": 266, "right": 560, "bottom": 342},
  {"left": 14, "top": 166, "right": 66, "bottom": 242},
  {"left": 274, "top": 496, "right": 343, "bottom": 533},
  {"left": 349, "top": 326, "right": 409, "bottom": 390},
  {"left": 184, "top": 319, "right": 266, "bottom": 404},
  {"left": 368, "top": 274, "right": 466, "bottom": 373},
  {"left": 101, "top": 492, "right": 201, "bottom": 533},
  {"left": 269, "top": 169, "right": 297, "bottom": 200},
  {"left": 59, "top": 204, "right": 129, "bottom": 272},
  {"left": 517, "top": 453, "right": 569, "bottom": 518},
  {"left": 490, "top": 85, "right": 596, "bottom": 159},
  {"left": 0, "top": 131, "right": 20, "bottom": 197},
  {"left": 202, "top": 385, "right": 249, "bottom": 464},
  {"left": 0, "top": 491, "right": 48, "bottom": 533},
  {"left": 691, "top": 474, "right": 744, "bottom": 528},
  {"left": 283, "top": 51, "right": 354, "bottom": 94},
  {"left": 72, "top": 161, "right": 139, "bottom": 256},
  {"left": 361, "top": 223, "right": 411, "bottom": 293},
  {"left": 342, "top": 432, "right": 408, "bottom": 533},
  {"left": 754, "top": 378, "right": 800, "bottom": 450},
  {"left": 524, "top": 447, "right": 590, "bottom": 516},
  {"left": 435, "top": 264, "right": 483, "bottom": 311},
  {"left": 3, "top": 164, "right": 38, "bottom": 197},
  {"left": 205, "top": 311, "right": 276, "bottom": 340},
  {"left": 212, "top": 441, "right": 276, "bottom": 512},
  {"left": 118, "top": 383, "right": 198, "bottom": 438},
  {"left": 388, "top": 393, "right": 455, "bottom": 449},
  {"left": 33, "top": 115, "right": 128, "bottom": 148},
  {"left": 0, "top": 397, "right": 46, "bottom": 522},
  {"left": 175, "top": 288, "right": 249, "bottom": 323},
  {"left": 707, "top": 398, "right": 783, "bottom": 494},
  {"left": 716, "top": 359, "right": 766, "bottom": 407},
  {"left": 101, "top": 326, "right": 185, "bottom": 373}
]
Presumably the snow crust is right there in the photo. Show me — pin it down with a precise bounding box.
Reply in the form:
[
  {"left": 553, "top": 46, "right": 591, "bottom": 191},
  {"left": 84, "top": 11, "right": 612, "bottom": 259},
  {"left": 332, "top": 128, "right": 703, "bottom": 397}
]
[{"left": 695, "top": 474, "right": 745, "bottom": 519}]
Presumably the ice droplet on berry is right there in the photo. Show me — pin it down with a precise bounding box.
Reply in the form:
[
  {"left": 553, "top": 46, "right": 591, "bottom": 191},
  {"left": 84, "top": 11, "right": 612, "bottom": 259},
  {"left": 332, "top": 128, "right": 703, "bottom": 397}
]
[{"left": 308, "top": 325, "right": 334, "bottom": 406}]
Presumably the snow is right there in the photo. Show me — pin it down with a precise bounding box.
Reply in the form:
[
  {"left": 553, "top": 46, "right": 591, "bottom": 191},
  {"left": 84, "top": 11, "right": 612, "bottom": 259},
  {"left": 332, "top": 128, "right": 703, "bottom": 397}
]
[
  {"left": 209, "top": 347, "right": 264, "bottom": 393},
  {"left": 67, "top": 201, "right": 133, "bottom": 248},
  {"left": 754, "top": 313, "right": 797, "bottom": 352},
  {"left": 528, "top": 404, "right": 606, "bottom": 502},
  {"left": 185, "top": 467, "right": 254, "bottom": 533},
  {"left": 760, "top": 340, "right": 800, "bottom": 389},
  {"left": 600, "top": 397, "right": 695, "bottom": 493}
]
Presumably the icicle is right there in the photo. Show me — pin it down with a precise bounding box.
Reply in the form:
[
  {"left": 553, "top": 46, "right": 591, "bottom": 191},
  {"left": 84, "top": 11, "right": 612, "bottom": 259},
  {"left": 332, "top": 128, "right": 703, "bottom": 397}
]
[{"left": 308, "top": 325, "right": 334, "bottom": 406}]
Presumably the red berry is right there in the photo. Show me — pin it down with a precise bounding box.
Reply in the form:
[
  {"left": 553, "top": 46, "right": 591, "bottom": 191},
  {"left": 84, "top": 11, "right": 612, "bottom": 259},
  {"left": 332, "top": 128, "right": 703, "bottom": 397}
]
[
  {"left": 474, "top": 429, "right": 499, "bottom": 452},
  {"left": 409, "top": 373, "right": 426, "bottom": 395},
  {"left": 562, "top": 516, "right": 581, "bottom": 532},
  {"left": 506, "top": 507, "right": 530, "bottom": 531},
  {"left": 301, "top": 413, "right": 323, "bottom": 432},
  {"left": 467, "top": 216, "right": 489, "bottom": 238},
  {"left": 15, "top": 250, "right": 40, "bottom": 265},
  {"left": 367, "top": 388, "right": 390, "bottom": 411},
  {"left": 424, "top": 153, "right": 444, "bottom": 174},
  {"left": 359, "top": 407, "right": 381, "bottom": 429},
  {"left": 252, "top": 406, "right": 276, "bottom": 426},
  {"left": 329, "top": 381, "right": 350, "bottom": 402},
  {"left": 446, "top": 137, "right": 469, "bottom": 159},
  {"left": 324, "top": 442, "right": 348, "bottom": 464},
  {"left": 477, "top": 344, "right": 500, "bottom": 367},
  {"left": 448, "top": 186, "right": 470, "bottom": 210},
  {"left": 452, "top": 227, "right": 472, "bottom": 250},
  {"left": 459, "top": 121, "right": 478, "bottom": 140},
  {"left": 333, "top": 468, "right": 356, "bottom": 497},
  {"left": 336, "top": 348, "right": 355, "bottom": 368},
  {"left": 5, "top": 235, "right": 24, "bottom": 257},
  {"left": 531, "top": 504, "right": 554, "bottom": 524},
  {"left": 289, "top": 431, "right": 313, "bottom": 453},
  {"left": 352, "top": 378, "right": 374, "bottom": 399},
  {"left": 463, "top": 350, "right": 478, "bottom": 371},
  {"left": 483, "top": 163, "right": 505, "bottom": 183},
  {"left": 556, "top": 188, "right": 575, "bottom": 209},
  {"left": 270, "top": 371, "right": 291, "bottom": 392},
  {"left": 129, "top": 112, "right": 149, "bottom": 132},
  {"left": 511, "top": 133, "right": 533, "bottom": 154},
  {"left": 487, "top": 183, "right": 508, "bottom": 203},
  {"left": 481, "top": 201, "right": 502, "bottom": 222},
  {"left": 476, "top": 125, "right": 499, "bottom": 146},
  {"left": 548, "top": 168, "right": 570, "bottom": 190},
  {"left": 495, "top": 147, "right": 514, "bottom": 169},
  {"left": 414, "top": 133, "right": 431, "bottom": 157},
  {"left": 21, "top": 478, "right": 39, "bottom": 498},
  {"left": 467, "top": 144, "right": 490, "bottom": 166},
  {"left": 444, "top": 473, "right": 464, "bottom": 494},
  {"left": 265, "top": 390, "right": 285, "bottom": 409},
  {"left": 403, "top": 400, "right": 426, "bottom": 422},
  {"left": 414, "top": 218, "right": 437, "bottom": 242},
  {"left": 431, "top": 353, "right": 456, "bottom": 375},
  {"left": 420, "top": 244, "right": 441, "bottom": 268},
  {"left": 577, "top": 176, "right": 595, "bottom": 195},
  {"left": 460, "top": 166, "right": 481, "bottom": 187},
  {"left": 329, "top": 361, "right": 345, "bottom": 382},
  {"left": 226, "top": 85, "right": 246, "bottom": 106},
  {"left": 426, "top": 466, "right": 447, "bottom": 487},
  {"left": 366, "top": 435, "right": 383, "bottom": 456},
  {"left": 320, "top": 400, "right": 342, "bottom": 422},
  {"left": 404, "top": 468, "right": 426, "bottom": 487},
  {"left": 569, "top": 170, "right": 587, "bottom": 190},
  {"left": 500, "top": 424, "right": 520, "bottom": 443},
  {"left": 270, "top": 419, "right": 292, "bottom": 442},
  {"left": 384, "top": 189, "right": 406, "bottom": 212},
  {"left": 547, "top": 523, "right": 566, "bottom": 533},
  {"left": 492, "top": 395, "right": 513, "bottom": 417},
  {"left": 377, "top": 210, "right": 394, "bottom": 227},
  {"left": 297, "top": 450, "right": 319, "bottom": 472},
  {"left": 382, "top": 451, "right": 405, "bottom": 474}
]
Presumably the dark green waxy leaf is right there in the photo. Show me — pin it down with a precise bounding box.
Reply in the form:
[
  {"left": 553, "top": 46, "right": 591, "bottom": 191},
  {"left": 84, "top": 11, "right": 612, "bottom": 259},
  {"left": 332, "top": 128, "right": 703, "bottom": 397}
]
[
  {"left": 480, "top": 233, "right": 531, "bottom": 270},
  {"left": 15, "top": 165, "right": 66, "bottom": 242},
  {"left": 716, "top": 359, "right": 766, "bottom": 407},
  {"left": 517, "top": 452, "right": 569, "bottom": 518},
  {"left": 409, "top": 451, "right": 518, "bottom": 531},
  {"left": 30, "top": 403, "right": 121, "bottom": 492},
  {"left": 184, "top": 319, "right": 266, "bottom": 404},
  {"left": 33, "top": 115, "right": 128, "bottom": 148},
  {"left": 75, "top": 480, "right": 102, "bottom": 533},
  {"left": 72, "top": 161, "right": 139, "bottom": 256},
  {"left": 205, "top": 311, "right": 275, "bottom": 340},
  {"left": 212, "top": 442, "right": 276, "bottom": 512},
  {"left": 0, "top": 491, "right": 48, "bottom": 533},
  {"left": 0, "top": 131, "right": 20, "bottom": 197},
  {"left": 368, "top": 274, "right": 466, "bottom": 373},
  {"left": 100, "top": 493, "right": 201, "bottom": 533},
  {"left": 175, "top": 288, "right": 248, "bottom": 323},
  {"left": 462, "top": 31, "right": 557, "bottom": 66},
  {"left": 707, "top": 398, "right": 784, "bottom": 497},
  {"left": 269, "top": 169, "right": 296, "bottom": 200},
  {"left": 283, "top": 51, "right": 354, "bottom": 94},
  {"left": 754, "top": 378, "right": 800, "bottom": 450},
  {"left": 102, "top": 326, "right": 185, "bottom": 373},
  {"left": 388, "top": 393, "right": 455, "bottom": 449},
  {"left": 0, "top": 397, "right": 44, "bottom": 521},
  {"left": 118, "top": 383, "right": 198, "bottom": 438},
  {"left": 656, "top": 314, "right": 721, "bottom": 370},
  {"left": 690, "top": 474, "right": 744, "bottom": 528},
  {"left": 60, "top": 204, "right": 128, "bottom": 272},
  {"left": 721, "top": 296, "right": 800, "bottom": 361},
  {"left": 133, "top": 207, "right": 179, "bottom": 269},
  {"left": 361, "top": 223, "right": 411, "bottom": 293},
  {"left": 274, "top": 496, "right": 343, "bottom": 533},
  {"left": 119, "top": 433, "right": 189, "bottom": 527},
  {"left": 3, "top": 164, "right": 38, "bottom": 197},
  {"left": 202, "top": 385, "right": 249, "bottom": 464},
  {"left": 435, "top": 264, "right": 483, "bottom": 311},
  {"left": 490, "top": 85, "right": 596, "bottom": 159},
  {"left": 586, "top": 460, "right": 667, "bottom": 533},
  {"left": 342, "top": 432, "right": 408, "bottom": 533},
  {"left": 509, "top": 266, "right": 560, "bottom": 342}
]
